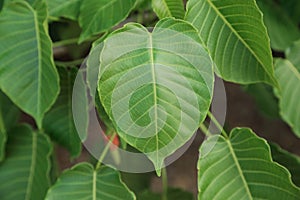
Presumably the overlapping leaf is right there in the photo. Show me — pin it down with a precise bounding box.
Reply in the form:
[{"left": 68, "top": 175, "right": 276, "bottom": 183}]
[
  {"left": 274, "top": 59, "right": 300, "bottom": 137},
  {"left": 43, "top": 67, "right": 81, "bottom": 158},
  {"left": 98, "top": 18, "right": 213, "bottom": 175},
  {"left": 0, "top": 125, "right": 52, "bottom": 200},
  {"left": 139, "top": 188, "right": 194, "bottom": 200},
  {"left": 46, "top": 0, "right": 81, "bottom": 20},
  {"left": 198, "top": 128, "right": 300, "bottom": 199},
  {"left": 152, "top": 0, "right": 185, "bottom": 19},
  {"left": 78, "top": 0, "right": 137, "bottom": 42},
  {"left": 270, "top": 143, "right": 300, "bottom": 187},
  {"left": 286, "top": 39, "right": 300, "bottom": 71},
  {"left": 0, "top": 1, "right": 60, "bottom": 128},
  {"left": 0, "top": 92, "right": 20, "bottom": 161},
  {"left": 185, "top": 0, "right": 276, "bottom": 85},
  {"left": 45, "top": 163, "right": 136, "bottom": 200},
  {"left": 257, "top": 0, "right": 300, "bottom": 51}
]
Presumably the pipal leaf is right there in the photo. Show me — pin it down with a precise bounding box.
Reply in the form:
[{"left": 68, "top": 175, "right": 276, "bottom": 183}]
[
  {"left": 0, "top": 91, "right": 20, "bottom": 161},
  {"left": 198, "top": 128, "right": 300, "bottom": 199},
  {"left": 185, "top": 0, "right": 276, "bottom": 86},
  {"left": 270, "top": 143, "right": 300, "bottom": 187},
  {"left": 46, "top": 0, "right": 81, "bottom": 20},
  {"left": 257, "top": 0, "right": 300, "bottom": 51},
  {"left": 286, "top": 39, "right": 300, "bottom": 71},
  {"left": 45, "top": 163, "right": 136, "bottom": 200},
  {"left": 274, "top": 59, "right": 300, "bottom": 137},
  {"left": 152, "top": 0, "right": 185, "bottom": 19},
  {"left": 43, "top": 67, "right": 81, "bottom": 158},
  {"left": 0, "top": 1, "right": 60, "bottom": 128},
  {"left": 0, "top": 124, "right": 52, "bottom": 200},
  {"left": 78, "top": 0, "right": 137, "bottom": 43},
  {"left": 98, "top": 18, "right": 214, "bottom": 175}
]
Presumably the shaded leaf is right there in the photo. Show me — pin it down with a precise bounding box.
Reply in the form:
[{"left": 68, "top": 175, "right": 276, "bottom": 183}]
[
  {"left": 243, "top": 83, "right": 279, "bottom": 119},
  {"left": 0, "top": 91, "right": 20, "bottom": 161},
  {"left": 270, "top": 143, "right": 300, "bottom": 187},
  {"left": 257, "top": 0, "right": 300, "bottom": 51},
  {"left": 43, "top": 67, "right": 81, "bottom": 158},
  {"left": 45, "top": 162, "right": 136, "bottom": 200},
  {"left": 0, "top": 125, "right": 52, "bottom": 200},
  {"left": 185, "top": 0, "right": 276, "bottom": 85},
  {"left": 78, "top": 0, "right": 137, "bottom": 42},
  {"left": 0, "top": 1, "right": 60, "bottom": 128},
  {"left": 274, "top": 59, "right": 300, "bottom": 137},
  {"left": 98, "top": 18, "right": 213, "bottom": 175},
  {"left": 47, "top": 0, "right": 81, "bottom": 20},
  {"left": 152, "top": 0, "right": 185, "bottom": 19},
  {"left": 286, "top": 39, "right": 300, "bottom": 71},
  {"left": 198, "top": 128, "right": 300, "bottom": 199}
]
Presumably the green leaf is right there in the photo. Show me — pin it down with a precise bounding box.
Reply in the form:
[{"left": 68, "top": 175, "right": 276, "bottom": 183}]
[
  {"left": 277, "top": 0, "right": 300, "bottom": 24},
  {"left": 0, "top": 91, "right": 20, "bottom": 161},
  {"left": 0, "top": 1, "right": 60, "bottom": 128},
  {"left": 243, "top": 83, "right": 279, "bottom": 119},
  {"left": 78, "top": 0, "right": 137, "bottom": 43},
  {"left": 0, "top": 124, "right": 52, "bottom": 200},
  {"left": 274, "top": 59, "right": 300, "bottom": 137},
  {"left": 98, "top": 18, "right": 214, "bottom": 175},
  {"left": 198, "top": 128, "right": 300, "bottom": 199},
  {"left": 46, "top": 0, "right": 81, "bottom": 20},
  {"left": 270, "top": 143, "right": 300, "bottom": 187},
  {"left": 45, "top": 163, "right": 136, "bottom": 200},
  {"left": 185, "top": 0, "right": 276, "bottom": 86},
  {"left": 256, "top": 0, "right": 300, "bottom": 51},
  {"left": 152, "top": 0, "right": 185, "bottom": 19},
  {"left": 286, "top": 39, "right": 300, "bottom": 71},
  {"left": 138, "top": 188, "right": 194, "bottom": 200},
  {"left": 43, "top": 67, "right": 81, "bottom": 158}
]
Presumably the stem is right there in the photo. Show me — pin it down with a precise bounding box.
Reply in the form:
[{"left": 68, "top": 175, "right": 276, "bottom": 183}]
[
  {"left": 52, "top": 36, "right": 99, "bottom": 48},
  {"left": 207, "top": 111, "right": 228, "bottom": 137},
  {"left": 55, "top": 58, "right": 85, "bottom": 67},
  {"left": 162, "top": 167, "right": 168, "bottom": 200},
  {"left": 95, "top": 132, "right": 117, "bottom": 170},
  {"left": 199, "top": 123, "right": 212, "bottom": 137}
]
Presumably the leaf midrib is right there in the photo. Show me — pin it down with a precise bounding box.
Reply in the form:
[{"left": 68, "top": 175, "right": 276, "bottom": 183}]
[
  {"left": 147, "top": 32, "right": 159, "bottom": 164},
  {"left": 25, "top": 133, "right": 37, "bottom": 200},
  {"left": 205, "top": 0, "right": 274, "bottom": 83},
  {"left": 225, "top": 138, "right": 253, "bottom": 200}
]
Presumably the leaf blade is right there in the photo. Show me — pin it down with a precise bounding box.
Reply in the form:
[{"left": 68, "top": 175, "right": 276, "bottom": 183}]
[{"left": 152, "top": 0, "right": 185, "bottom": 19}]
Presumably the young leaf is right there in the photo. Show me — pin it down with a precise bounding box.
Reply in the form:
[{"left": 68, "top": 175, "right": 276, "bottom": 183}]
[
  {"left": 0, "top": 1, "right": 60, "bottom": 128},
  {"left": 0, "top": 91, "right": 20, "bottom": 161},
  {"left": 185, "top": 0, "right": 276, "bottom": 86},
  {"left": 198, "top": 128, "right": 300, "bottom": 199},
  {"left": 98, "top": 18, "right": 214, "bottom": 175},
  {"left": 43, "top": 67, "right": 81, "bottom": 158},
  {"left": 78, "top": 0, "right": 137, "bottom": 43},
  {"left": 45, "top": 163, "right": 136, "bottom": 200},
  {"left": 274, "top": 59, "right": 300, "bottom": 137},
  {"left": 256, "top": 0, "right": 300, "bottom": 51},
  {"left": 152, "top": 0, "right": 185, "bottom": 19},
  {"left": 46, "top": 0, "right": 81, "bottom": 20},
  {"left": 286, "top": 39, "right": 300, "bottom": 71},
  {"left": 270, "top": 143, "right": 300, "bottom": 187},
  {"left": 0, "top": 125, "right": 52, "bottom": 200}
]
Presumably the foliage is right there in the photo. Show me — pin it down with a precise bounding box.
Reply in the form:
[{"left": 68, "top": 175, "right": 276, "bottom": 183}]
[{"left": 0, "top": 0, "right": 299, "bottom": 199}]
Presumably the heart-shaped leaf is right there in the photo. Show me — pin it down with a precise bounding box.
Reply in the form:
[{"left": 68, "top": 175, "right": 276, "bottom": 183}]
[
  {"left": 0, "top": 1, "right": 60, "bottom": 128},
  {"left": 198, "top": 128, "right": 300, "bottom": 199},
  {"left": 185, "top": 0, "right": 276, "bottom": 86},
  {"left": 98, "top": 18, "right": 214, "bottom": 175},
  {"left": 46, "top": 0, "right": 81, "bottom": 20},
  {"left": 45, "top": 163, "right": 136, "bottom": 200}
]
